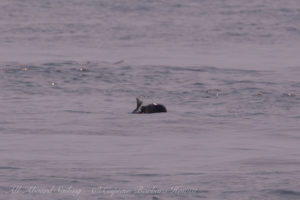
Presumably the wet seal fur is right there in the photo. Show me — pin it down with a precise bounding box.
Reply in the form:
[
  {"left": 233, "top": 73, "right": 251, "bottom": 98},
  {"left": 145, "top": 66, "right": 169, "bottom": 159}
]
[{"left": 132, "top": 98, "right": 167, "bottom": 114}]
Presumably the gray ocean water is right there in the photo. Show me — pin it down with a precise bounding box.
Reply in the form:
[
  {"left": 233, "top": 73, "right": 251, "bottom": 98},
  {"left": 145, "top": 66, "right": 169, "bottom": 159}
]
[{"left": 1, "top": 0, "right": 300, "bottom": 199}]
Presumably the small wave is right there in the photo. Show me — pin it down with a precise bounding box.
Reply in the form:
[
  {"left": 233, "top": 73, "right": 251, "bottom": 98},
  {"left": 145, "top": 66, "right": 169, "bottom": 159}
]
[
  {"left": 21, "top": 177, "right": 42, "bottom": 182},
  {"left": 178, "top": 172, "right": 204, "bottom": 176},
  {"left": 193, "top": 82, "right": 204, "bottom": 86},
  {"left": 165, "top": 66, "right": 218, "bottom": 73},
  {"left": 131, "top": 173, "right": 167, "bottom": 177},
  {"left": 222, "top": 190, "right": 246, "bottom": 194},
  {"left": 223, "top": 80, "right": 255, "bottom": 85},
  {"left": 43, "top": 62, "right": 65, "bottom": 67},
  {"left": 291, "top": 82, "right": 300, "bottom": 87},
  {"left": 268, "top": 189, "right": 300, "bottom": 198},
  {"left": 286, "top": 27, "right": 300, "bottom": 33},
  {"left": 64, "top": 110, "right": 92, "bottom": 114},
  {"left": 0, "top": 166, "right": 20, "bottom": 170},
  {"left": 279, "top": 8, "right": 293, "bottom": 13},
  {"left": 259, "top": 33, "right": 272, "bottom": 38}
]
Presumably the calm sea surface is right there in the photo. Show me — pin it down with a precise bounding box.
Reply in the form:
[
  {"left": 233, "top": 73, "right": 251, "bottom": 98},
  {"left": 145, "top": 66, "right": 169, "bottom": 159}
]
[{"left": 1, "top": 0, "right": 300, "bottom": 199}]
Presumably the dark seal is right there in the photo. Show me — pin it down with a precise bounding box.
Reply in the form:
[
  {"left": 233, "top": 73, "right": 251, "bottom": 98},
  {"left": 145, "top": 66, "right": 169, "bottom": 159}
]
[{"left": 132, "top": 98, "right": 167, "bottom": 114}]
